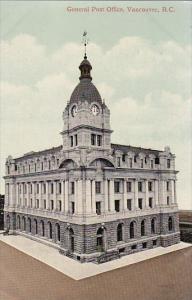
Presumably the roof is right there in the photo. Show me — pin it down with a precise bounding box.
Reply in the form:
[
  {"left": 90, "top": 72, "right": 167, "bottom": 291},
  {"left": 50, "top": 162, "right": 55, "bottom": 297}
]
[
  {"left": 69, "top": 78, "right": 102, "bottom": 105},
  {"left": 15, "top": 145, "right": 62, "bottom": 162},
  {"left": 111, "top": 143, "right": 163, "bottom": 156}
]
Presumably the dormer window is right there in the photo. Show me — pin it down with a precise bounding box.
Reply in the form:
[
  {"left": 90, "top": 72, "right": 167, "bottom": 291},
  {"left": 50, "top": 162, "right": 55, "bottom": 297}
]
[{"left": 167, "top": 159, "right": 171, "bottom": 168}]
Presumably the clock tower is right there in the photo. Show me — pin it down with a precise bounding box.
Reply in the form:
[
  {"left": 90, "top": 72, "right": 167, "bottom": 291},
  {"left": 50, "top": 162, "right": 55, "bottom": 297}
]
[{"left": 61, "top": 53, "right": 113, "bottom": 165}]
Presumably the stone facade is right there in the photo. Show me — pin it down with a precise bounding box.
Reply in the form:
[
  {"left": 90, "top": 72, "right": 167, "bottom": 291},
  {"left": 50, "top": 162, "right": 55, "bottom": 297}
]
[{"left": 4, "top": 51, "right": 180, "bottom": 263}]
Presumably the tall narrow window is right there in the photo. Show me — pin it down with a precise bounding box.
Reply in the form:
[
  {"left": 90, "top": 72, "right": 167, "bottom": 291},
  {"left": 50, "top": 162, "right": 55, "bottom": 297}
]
[
  {"left": 141, "top": 220, "right": 145, "bottom": 236},
  {"left": 75, "top": 134, "right": 78, "bottom": 146},
  {"left": 96, "top": 202, "right": 101, "bottom": 215},
  {"left": 95, "top": 181, "right": 101, "bottom": 194},
  {"left": 127, "top": 181, "right": 132, "bottom": 192},
  {"left": 166, "top": 181, "right": 169, "bottom": 191},
  {"left": 149, "top": 197, "right": 153, "bottom": 208},
  {"left": 130, "top": 221, "right": 135, "bottom": 239},
  {"left": 167, "top": 159, "right": 171, "bottom": 168},
  {"left": 44, "top": 199, "right": 46, "bottom": 209},
  {"left": 129, "top": 158, "right": 133, "bottom": 168},
  {"left": 91, "top": 134, "right": 96, "bottom": 145},
  {"left": 151, "top": 218, "right": 155, "bottom": 234},
  {"left": 115, "top": 200, "right": 120, "bottom": 212},
  {"left": 97, "top": 135, "right": 102, "bottom": 146},
  {"left": 41, "top": 162, "right": 43, "bottom": 171},
  {"left": 51, "top": 183, "right": 54, "bottom": 194},
  {"left": 58, "top": 182, "right": 61, "bottom": 194},
  {"left": 70, "top": 136, "right": 73, "bottom": 147},
  {"left": 71, "top": 202, "right": 75, "bottom": 214},
  {"left": 127, "top": 199, "right": 132, "bottom": 211},
  {"left": 151, "top": 160, "right": 154, "bottom": 169},
  {"left": 168, "top": 217, "right": 173, "bottom": 231},
  {"left": 167, "top": 196, "right": 170, "bottom": 205},
  {"left": 114, "top": 181, "right": 120, "bottom": 193},
  {"left": 71, "top": 182, "right": 75, "bottom": 194},
  {"left": 58, "top": 200, "right": 62, "bottom": 211},
  {"left": 138, "top": 198, "right": 143, "bottom": 209},
  {"left": 117, "top": 157, "right": 121, "bottom": 167},
  {"left": 141, "top": 159, "right": 144, "bottom": 168},
  {"left": 50, "top": 200, "right": 54, "bottom": 210},
  {"left": 117, "top": 223, "right": 123, "bottom": 242},
  {"left": 138, "top": 182, "right": 142, "bottom": 192}
]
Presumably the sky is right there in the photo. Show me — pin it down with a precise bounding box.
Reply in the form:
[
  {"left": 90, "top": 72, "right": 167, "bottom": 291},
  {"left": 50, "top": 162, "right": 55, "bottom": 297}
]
[{"left": 0, "top": 1, "right": 192, "bottom": 209}]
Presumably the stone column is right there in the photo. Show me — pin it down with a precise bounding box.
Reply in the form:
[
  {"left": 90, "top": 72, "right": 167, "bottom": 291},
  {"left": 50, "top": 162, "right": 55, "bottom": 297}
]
[
  {"left": 64, "top": 180, "right": 69, "bottom": 213},
  {"left": 145, "top": 180, "right": 148, "bottom": 208},
  {"left": 109, "top": 179, "right": 115, "bottom": 211},
  {"left": 53, "top": 181, "right": 57, "bottom": 211},
  {"left": 16, "top": 183, "right": 19, "bottom": 206},
  {"left": 46, "top": 181, "right": 49, "bottom": 209},
  {"left": 173, "top": 180, "right": 177, "bottom": 204},
  {"left": 104, "top": 179, "right": 109, "bottom": 212},
  {"left": 123, "top": 179, "right": 127, "bottom": 210},
  {"left": 39, "top": 182, "right": 42, "bottom": 209},
  {"left": 77, "top": 180, "right": 83, "bottom": 214},
  {"left": 26, "top": 182, "right": 30, "bottom": 207},
  {"left": 91, "top": 180, "right": 96, "bottom": 214},
  {"left": 9, "top": 181, "right": 16, "bottom": 208},
  {"left": 134, "top": 179, "right": 138, "bottom": 209},
  {"left": 154, "top": 180, "right": 159, "bottom": 207},
  {"left": 85, "top": 179, "right": 92, "bottom": 214},
  {"left": 32, "top": 182, "right": 35, "bottom": 208},
  {"left": 61, "top": 181, "right": 65, "bottom": 212}
]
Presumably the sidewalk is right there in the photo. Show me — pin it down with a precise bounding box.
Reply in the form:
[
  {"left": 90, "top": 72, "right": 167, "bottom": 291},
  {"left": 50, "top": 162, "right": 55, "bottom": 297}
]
[{"left": 1, "top": 235, "right": 191, "bottom": 280}]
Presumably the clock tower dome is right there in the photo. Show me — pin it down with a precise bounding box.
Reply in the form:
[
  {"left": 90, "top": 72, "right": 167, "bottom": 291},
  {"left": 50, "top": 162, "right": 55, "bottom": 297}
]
[{"left": 61, "top": 53, "right": 112, "bottom": 162}]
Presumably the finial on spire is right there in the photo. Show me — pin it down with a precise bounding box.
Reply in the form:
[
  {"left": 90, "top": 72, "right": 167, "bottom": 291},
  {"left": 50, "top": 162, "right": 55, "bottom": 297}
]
[{"left": 82, "top": 31, "right": 89, "bottom": 59}]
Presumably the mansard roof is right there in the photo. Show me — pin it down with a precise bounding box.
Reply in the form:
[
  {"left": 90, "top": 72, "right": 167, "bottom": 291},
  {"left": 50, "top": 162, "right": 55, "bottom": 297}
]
[
  {"left": 15, "top": 145, "right": 62, "bottom": 162},
  {"left": 111, "top": 143, "right": 163, "bottom": 156}
]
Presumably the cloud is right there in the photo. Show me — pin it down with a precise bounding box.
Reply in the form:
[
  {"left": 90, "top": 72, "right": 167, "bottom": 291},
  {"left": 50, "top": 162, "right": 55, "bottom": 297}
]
[{"left": 0, "top": 34, "right": 191, "bottom": 209}]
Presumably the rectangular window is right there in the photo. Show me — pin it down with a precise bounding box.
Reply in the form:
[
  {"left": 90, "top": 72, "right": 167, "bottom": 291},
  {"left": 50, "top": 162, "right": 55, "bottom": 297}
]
[
  {"left": 91, "top": 134, "right": 96, "bottom": 145},
  {"left": 138, "top": 181, "right": 142, "bottom": 192},
  {"left": 114, "top": 181, "right": 120, "bottom": 193},
  {"left": 50, "top": 200, "right": 54, "bottom": 210},
  {"left": 58, "top": 200, "right": 62, "bottom": 211},
  {"left": 30, "top": 199, "right": 33, "bottom": 208},
  {"left": 51, "top": 183, "right": 54, "bottom": 194},
  {"left": 127, "top": 199, "right": 132, "bottom": 211},
  {"left": 153, "top": 240, "right": 157, "bottom": 246},
  {"left": 58, "top": 182, "right": 61, "bottom": 194},
  {"left": 24, "top": 184, "right": 27, "bottom": 194},
  {"left": 23, "top": 166, "right": 25, "bottom": 173},
  {"left": 148, "top": 181, "right": 153, "bottom": 192},
  {"left": 71, "top": 182, "right": 75, "bottom": 194},
  {"left": 117, "top": 157, "right": 121, "bottom": 167},
  {"left": 36, "top": 183, "right": 39, "bottom": 194},
  {"left": 95, "top": 181, "right": 101, "bottom": 194},
  {"left": 138, "top": 198, "right": 143, "bottom": 209},
  {"left": 70, "top": 136, "right": 73, "bottom": 147},
  {"left": 34, "top": 163, "right": 36, "bottom": 172},
  {"left": 145, "top": 157, "right": 147, "bottom": 164},
  {"left": 115, "top": 200, "right": 120, "bottom": 212},
  {"left": 97, "top": 135, "right": 102, "bottom": 146},
  {"left": 36, "top": 199, "right": 39, "bottom": 209},
  {"left": 127, "top": 181, "right": 132, "bottom": 192},
  {"left": 29, "top": 165, "right": 30, "bottom": 173},
  {"left": 57, "top": 159, "right": 59, "bottom": 166},
  {"left": 166, "top": 181, "right": 169, "bottom": 191},
  {"left": 71, "top": 202, "right": 75, "bottom": 214},
  {"left": 43, "top": 183, "right": 46, "bottom": 194},
  {"left": 75, "top": 134, "right": 78, "bottom": 146},
  {"left": 41, "top": 162, "right": 43, "bottom": 171},
  {"left": 167, "top": 196, "right": 170, "bottom": 205},
  {"left": 149, "top": 197, "right": 153, "bottom": 208},
  {"left": 151, "top": 160, "right": 154, "bottom": 169},
  {"left": 48, "top": 161, "right": 51, "bottom": 170},
  {"left": 129, "top": 158, "right": 133, "bottom": 168},
  {"left": 167, "top": 159, "right": 171, "bottom": 168},
  {"left": 96, "top": 202, "right": 101, "bottom": 215},
  {"left": 44, "top": 200, "right": 46, "bottom": 209},
  {"left": 141, "top": 159, "right": 144, "bottom": 168},
  {"left": 122, "top": 154, "right": 126, "bottom": 162},
  {"left": 30, "top": 184, "right": 32, "bottom": 194}
]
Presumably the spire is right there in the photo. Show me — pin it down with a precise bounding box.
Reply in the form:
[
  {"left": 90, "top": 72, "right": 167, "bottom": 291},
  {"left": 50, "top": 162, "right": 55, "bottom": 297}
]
[{"left": 79, "top": 31, "right": 92, "bottom": 80}]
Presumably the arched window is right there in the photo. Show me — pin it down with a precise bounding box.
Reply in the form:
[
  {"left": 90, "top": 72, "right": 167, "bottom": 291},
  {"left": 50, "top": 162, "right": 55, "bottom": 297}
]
[
  {"left": 117, "top": 223, "right": 123, "bottom": 242},
  {"left": 141, "top": 220, "right": 145, "bottom": 236},
  {"left": 130, "top": 221, "right": 136, "bottom": 239},
  {"left": 168, "top": 217, "right": 173, "bottom": 231},
  {"left": 151, "top": 218, "right": 155, "bottom": 234},
  {"left": 17, "top": 215, "right": 21, "bottom": 230},
  {"left": 22, "top": 216, "right": 26, "bottom": 231},
  {"left": 34, "top": 219, "right": 38, "bottom": 234},
  {"left": 48, "top": 222, "right": 52, "bottom": 239},
  {"left": 28, "top": 218, "right": 32, "bottom": 233},
  {"left": 69, "top": 228, "right": 74, "bottom": 252},
  {"left": 97, "top": 227, "right": 104, "bottom": 252},
  {"left": 56, "top": 224, "right": 60, "bottom": 241},
  {"left": 41, "top": 220, "right": 45, "bottom": 236}
]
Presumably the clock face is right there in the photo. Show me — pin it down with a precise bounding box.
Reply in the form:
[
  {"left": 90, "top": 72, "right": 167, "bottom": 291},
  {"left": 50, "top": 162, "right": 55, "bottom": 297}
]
[
  {"left": 71, "top": 105, "right": 78, "bottom": 117},
  {"left": 91, "top": 104, "right": 100, "bottom": 116}
]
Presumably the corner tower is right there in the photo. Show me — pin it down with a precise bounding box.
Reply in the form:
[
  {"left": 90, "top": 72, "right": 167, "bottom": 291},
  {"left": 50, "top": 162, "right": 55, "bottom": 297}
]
[{"left": 61, "top": 54, "right": 112, "bottom": 164}]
